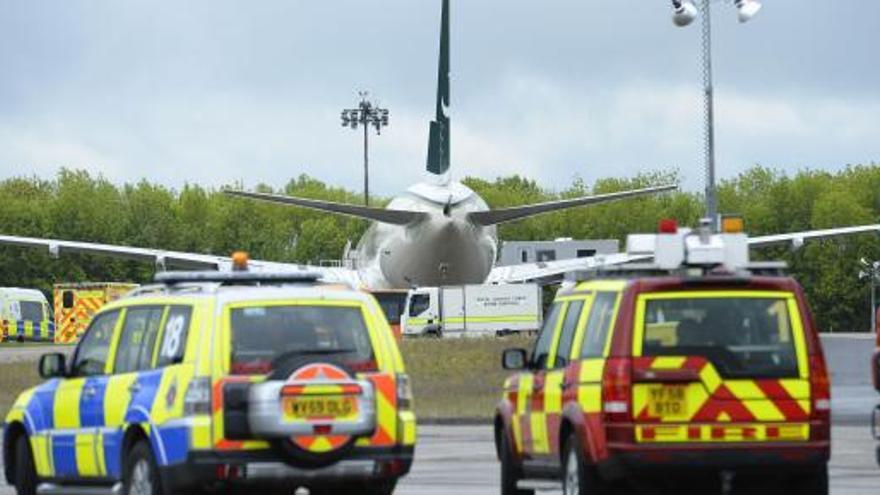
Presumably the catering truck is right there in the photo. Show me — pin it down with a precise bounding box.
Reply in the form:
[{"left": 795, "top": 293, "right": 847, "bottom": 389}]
[{"left": 402, "top": 284, "right": 542, "bottom": 337}]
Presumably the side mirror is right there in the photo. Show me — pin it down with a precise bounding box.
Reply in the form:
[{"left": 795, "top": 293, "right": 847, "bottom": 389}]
[
  {"left": 502, "top": 348, "right": 528, "bottom": 370},
  {"left": 39, "top": 353, "right": 67, "bottom": 379}
]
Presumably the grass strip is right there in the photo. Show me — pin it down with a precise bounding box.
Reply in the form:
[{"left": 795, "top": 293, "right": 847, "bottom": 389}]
[{"left": 400, "top": 335, "right": 533, "bottom": 421}]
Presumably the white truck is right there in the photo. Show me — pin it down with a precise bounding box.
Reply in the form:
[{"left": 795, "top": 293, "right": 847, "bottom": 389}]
[{"left": 402, "top": 284, "right": 543, "bottom": 337}]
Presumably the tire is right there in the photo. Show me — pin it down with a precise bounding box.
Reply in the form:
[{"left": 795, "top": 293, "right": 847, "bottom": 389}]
[
  {"left": 13, "top": 435, "right": 37, "bottom": 495},
  {"left": 789, "top": 464, "right": 828, "bottom": 495},
  {"left": 123, "top": 441, "right": 163, "bottom": 495},
  {"left": 562, "top": 432, "right": 607, "bottom": 495},
  {"left": 499, "top": 432, "right": 533, "bottom": 495},
  {"left": 268, "top": 355, "right": 358, "bottom": 469}
]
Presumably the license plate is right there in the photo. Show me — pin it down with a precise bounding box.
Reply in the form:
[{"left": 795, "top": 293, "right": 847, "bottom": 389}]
[
  {"left": 646, "top": 385, "right": 689, "bottom": 419},
  {"left": 282, "top": 396, "right": 358, "bottom": 420}
]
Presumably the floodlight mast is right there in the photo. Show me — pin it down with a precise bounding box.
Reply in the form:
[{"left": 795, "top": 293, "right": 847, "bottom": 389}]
[
  {"left": 341, "top": 91, "right": 390, "bottom": 207},
  {"left": 672, "top": 0, "right": 762, "bottom": 232}
]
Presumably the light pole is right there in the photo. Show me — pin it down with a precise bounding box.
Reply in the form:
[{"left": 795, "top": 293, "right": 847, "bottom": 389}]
[
  {"left": 341, "top": 92, "right": 390, "bottom": 207},
  {"left": 670, "top": 0, "right": 762, "bottom": 231},
  {"left": 860, "top": 258, "right": 880, "bottom": 333}
]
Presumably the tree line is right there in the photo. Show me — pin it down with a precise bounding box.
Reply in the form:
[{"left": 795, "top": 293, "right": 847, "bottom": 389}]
[{"left": 1, "top": 165, "right": 879, "bottom": 332}]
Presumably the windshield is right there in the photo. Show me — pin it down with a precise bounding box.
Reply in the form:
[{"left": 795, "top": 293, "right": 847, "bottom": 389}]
[
  {"left": 641, "top": 295, "right": 799, "bottom": 378},
  {"left": 229, "top": 304, "right": 375, "bottom": 375},
  {"left": 20, "top": 301, "right": 44, "bottom": 322}
]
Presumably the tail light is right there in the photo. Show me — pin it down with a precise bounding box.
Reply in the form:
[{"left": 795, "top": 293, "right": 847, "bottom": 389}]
[
  {"left": 184, "top": 377, "right": 213, "bottom": 416},
  {"left": 602, "top": 357, "right": 632, "bottom": 421},
  {"left": 347, "top": 359, "right": 379, "bottom": 373},
  {"left": 808, "top": 355, "right": 830, "bottom": 440},
  {"left": 396, "top": 374, "right": 414, "bottom": 410},
  {"left": 658, "top": 219, "right": 678, "bottom": 234}
]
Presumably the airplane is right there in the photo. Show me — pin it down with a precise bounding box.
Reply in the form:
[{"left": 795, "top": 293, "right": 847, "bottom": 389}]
[
  {"left": 220, "top": 0, "right": 677, "bottom": 289},
  {"left": 1, "top": 0, "right": 878, "bottom": 290}
]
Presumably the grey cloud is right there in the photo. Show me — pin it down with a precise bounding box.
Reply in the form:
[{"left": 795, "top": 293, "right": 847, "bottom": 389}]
[{"left": 0, "top": 0, "right": 877, "bottom": 195}]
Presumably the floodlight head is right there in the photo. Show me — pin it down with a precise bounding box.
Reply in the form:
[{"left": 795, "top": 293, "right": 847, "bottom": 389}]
[
  {"left": 735, "top": 0, "right": 762, "bottom": 23},
  {"left": 672, "top": 0, "right": 697, "bottom": 27}
]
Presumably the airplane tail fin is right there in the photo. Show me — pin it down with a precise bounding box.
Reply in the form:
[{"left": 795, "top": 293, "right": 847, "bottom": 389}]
[
  {"left": 225, "top": 190, "right": 426, "bottom": 225},
  {"left": 467, "top": 185, "right": 678, "bottom": 226},
  {"left": 426, "top": 0, "right": 451, "bottom": 178}
]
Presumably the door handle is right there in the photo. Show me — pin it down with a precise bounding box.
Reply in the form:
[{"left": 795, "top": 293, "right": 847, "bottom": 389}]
[{"left": 128, "top": 383, "right": 142, "bottom": 394}]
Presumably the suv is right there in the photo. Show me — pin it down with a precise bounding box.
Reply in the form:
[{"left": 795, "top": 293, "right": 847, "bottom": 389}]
[
  {"left": 494, "top": 228, "right": 831, "bottom": 495},
  {"left": 4, "top": 269, "right": 416, "bottom": 495}
]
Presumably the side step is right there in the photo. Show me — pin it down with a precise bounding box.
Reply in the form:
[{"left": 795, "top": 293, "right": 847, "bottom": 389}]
[{"left": 36, "top": 482, "right": 122, "bottom": 495}]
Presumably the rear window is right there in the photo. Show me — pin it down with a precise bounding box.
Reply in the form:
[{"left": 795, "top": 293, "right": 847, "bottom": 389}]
[
  {"left": 641, "top": 295, "right": 799, "bottom": 378},
  {"left": 20, "top": 301, "right": 44, "bottom": 322},
  {"left": 230, "top": 304, "right": 375, "bottom": 375}
]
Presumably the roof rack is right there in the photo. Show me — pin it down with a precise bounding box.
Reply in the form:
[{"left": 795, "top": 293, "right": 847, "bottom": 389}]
[
  {"left": 153, "top": 271, "right": 323, "bottom": 286},
  {"left": 567, "top": 260, "right": 788, "bottom": 282}
]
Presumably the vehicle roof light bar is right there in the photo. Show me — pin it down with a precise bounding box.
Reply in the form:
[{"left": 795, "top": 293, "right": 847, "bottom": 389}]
[{"left": 154, "top": 271, "right": 322, "bottom": 285}]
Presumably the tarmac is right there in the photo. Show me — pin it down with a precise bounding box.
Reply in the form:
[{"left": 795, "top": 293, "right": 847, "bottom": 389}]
[{"left": 0, "top": 334, "right": 876, "bottom": 494}]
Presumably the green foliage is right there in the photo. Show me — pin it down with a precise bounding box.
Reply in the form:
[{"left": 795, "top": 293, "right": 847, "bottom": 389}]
[{"left": 1, "top": 165, "right": 879, "bottom": 332}]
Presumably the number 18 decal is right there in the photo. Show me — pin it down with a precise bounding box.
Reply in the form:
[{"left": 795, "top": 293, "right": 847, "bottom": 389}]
[{"left": 161, "top": 314, "right": 186, "bottom": 358}]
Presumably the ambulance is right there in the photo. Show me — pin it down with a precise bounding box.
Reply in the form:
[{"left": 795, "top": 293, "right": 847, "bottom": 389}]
[
  {"left": 495, "top": 219, "right": 831, "bottom": 495},
  {"left": 53, "top": 283, "right": 139, "bottom": 344},
  {"left": 0, "top": 288, "right": 54, "bottom": 342}
]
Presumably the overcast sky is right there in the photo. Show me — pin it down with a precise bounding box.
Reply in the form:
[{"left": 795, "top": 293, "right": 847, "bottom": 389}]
[{"left": 1, "top": 0, "right": 878, "bottom": 196}]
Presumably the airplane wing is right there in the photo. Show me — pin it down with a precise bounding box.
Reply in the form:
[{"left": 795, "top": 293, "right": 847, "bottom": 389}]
[
  {"left": 486, "top": 252, "right": 651, "bottom": 284},
  {"left": 488, "top": 223, "right": 880, "bottom": 284},
  {"left": 749, "top": 224, "right": 880, "bottom": 248},
  {"left": 224, "top": 190, "right": 427, "bottom": 226},
  {"left": 467, "top": 185, "right": 677, "bottom": 226},
  {"left": 0, "top": 234, "right": 362, "bottom": 286}
]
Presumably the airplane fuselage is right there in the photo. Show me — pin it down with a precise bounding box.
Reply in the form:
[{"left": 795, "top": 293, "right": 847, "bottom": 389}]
[{"left": 355, "top": 181, "right": 497, "bottom": 289}]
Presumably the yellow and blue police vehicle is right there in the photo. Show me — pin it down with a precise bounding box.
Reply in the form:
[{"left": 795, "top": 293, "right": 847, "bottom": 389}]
[
  {"left": 4, "top": 259, "right": 416, "bottom": 495},
  {"left": 0, "top": 288, "right": 54, "bottom": 343}
]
